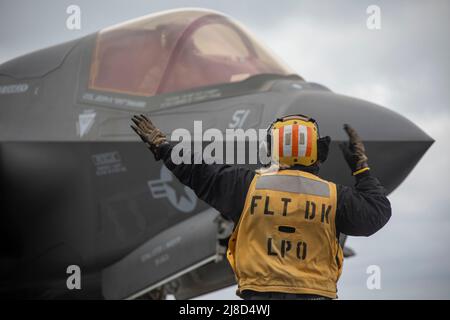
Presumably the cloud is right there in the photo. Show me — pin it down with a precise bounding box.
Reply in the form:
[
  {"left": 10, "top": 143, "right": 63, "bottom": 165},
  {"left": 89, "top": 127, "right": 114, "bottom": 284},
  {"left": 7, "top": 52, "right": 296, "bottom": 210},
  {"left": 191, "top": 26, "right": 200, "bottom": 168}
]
[{"left": 200, "top": 1, "right": 450, "bottom": 299}]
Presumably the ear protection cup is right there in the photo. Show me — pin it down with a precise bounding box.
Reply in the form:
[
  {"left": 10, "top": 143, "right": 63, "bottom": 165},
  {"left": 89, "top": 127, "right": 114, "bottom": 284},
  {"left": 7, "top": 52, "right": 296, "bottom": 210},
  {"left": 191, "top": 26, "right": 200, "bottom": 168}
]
[
  {"left": 258, "top": 139, "right": 271, "bottom": 165},
  {"left": 317, "top": 136, "right": 331, "bottom": 163}
]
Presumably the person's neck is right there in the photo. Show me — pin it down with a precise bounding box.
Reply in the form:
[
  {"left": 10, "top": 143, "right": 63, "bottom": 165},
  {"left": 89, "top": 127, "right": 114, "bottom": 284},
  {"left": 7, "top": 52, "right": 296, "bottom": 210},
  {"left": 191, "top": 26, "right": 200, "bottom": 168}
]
[{"left": 283, "top": 164, "right": 320, "bottom": 175}]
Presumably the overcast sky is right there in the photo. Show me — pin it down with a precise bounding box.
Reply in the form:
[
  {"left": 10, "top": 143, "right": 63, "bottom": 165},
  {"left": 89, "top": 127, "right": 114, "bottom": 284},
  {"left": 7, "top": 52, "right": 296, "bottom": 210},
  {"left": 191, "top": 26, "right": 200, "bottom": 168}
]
[{"left": 1, "top": 0, "right": 449, "bottom": 299}]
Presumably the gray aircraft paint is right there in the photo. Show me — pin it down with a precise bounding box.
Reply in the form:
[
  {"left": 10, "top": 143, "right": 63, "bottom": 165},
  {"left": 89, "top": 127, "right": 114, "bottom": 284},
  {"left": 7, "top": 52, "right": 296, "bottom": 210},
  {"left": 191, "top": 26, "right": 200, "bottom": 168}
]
[{"left": 0, "top": 9, "right": 433, "bottom": 299}]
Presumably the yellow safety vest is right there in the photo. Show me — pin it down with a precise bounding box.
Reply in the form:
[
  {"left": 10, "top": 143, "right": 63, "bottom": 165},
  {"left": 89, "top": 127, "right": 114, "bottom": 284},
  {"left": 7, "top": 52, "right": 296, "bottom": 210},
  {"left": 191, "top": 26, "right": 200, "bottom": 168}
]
[{"left": 227, "top": 169, "right": 343, "bottom": 298}]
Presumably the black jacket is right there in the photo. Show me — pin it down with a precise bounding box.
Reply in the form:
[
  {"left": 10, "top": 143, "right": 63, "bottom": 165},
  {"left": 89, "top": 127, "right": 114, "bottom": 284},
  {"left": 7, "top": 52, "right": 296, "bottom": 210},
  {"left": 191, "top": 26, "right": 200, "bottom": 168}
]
[{"left": 160, "top": 144, "right": 391, "bottom": 237}]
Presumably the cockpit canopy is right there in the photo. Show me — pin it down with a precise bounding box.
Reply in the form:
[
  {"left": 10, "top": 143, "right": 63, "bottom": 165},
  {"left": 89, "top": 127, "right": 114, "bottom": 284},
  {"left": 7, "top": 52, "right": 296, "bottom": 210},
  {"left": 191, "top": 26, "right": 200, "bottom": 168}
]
[{"left": 88, "top": 9, "right": 295, "bottom": 97}]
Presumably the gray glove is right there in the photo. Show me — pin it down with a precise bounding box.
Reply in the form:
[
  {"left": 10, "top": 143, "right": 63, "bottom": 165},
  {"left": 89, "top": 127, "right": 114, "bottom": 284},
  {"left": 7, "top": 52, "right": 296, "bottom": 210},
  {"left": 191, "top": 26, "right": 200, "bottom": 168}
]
[
  {"left": 131, "top": 114, "right": 167, "bottom": 160},
  {"left": 339, "top": 124, "right": 369, "bottom": 175}
]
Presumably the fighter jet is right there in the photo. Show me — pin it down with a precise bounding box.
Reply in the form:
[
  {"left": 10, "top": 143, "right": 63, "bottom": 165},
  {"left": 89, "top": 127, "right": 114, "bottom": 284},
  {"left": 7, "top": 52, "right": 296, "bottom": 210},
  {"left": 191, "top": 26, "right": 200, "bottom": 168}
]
[{"left": 0, "top": 8, "right": 433, "bottom": 299}]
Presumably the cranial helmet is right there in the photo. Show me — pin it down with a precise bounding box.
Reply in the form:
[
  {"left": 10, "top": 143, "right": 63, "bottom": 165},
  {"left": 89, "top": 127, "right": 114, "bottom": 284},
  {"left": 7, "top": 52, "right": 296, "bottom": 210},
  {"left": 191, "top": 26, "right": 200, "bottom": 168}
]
[{"left": 266, "top": 114, "right": 330, "bottom": 167}]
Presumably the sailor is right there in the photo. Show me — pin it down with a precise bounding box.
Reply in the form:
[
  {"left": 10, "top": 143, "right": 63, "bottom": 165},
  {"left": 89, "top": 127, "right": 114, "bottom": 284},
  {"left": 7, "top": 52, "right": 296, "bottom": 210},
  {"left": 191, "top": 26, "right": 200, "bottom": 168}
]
[{"left": 131, "top": 114, "right": 391, "bottom": 300}]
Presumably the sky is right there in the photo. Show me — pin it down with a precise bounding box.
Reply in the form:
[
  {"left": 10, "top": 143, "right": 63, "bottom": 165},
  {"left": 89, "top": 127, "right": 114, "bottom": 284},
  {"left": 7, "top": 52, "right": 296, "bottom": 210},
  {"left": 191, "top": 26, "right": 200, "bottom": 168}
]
[{"left": 1, "top": 0, "right": 449, "bottom": 299}]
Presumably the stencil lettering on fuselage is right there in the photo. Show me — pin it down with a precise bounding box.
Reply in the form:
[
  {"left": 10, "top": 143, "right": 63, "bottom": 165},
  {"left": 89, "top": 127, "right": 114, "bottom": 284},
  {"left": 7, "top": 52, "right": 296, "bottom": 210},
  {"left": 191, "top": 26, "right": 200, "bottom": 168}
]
[
  {"left": 0, "top": 83, "right": 29, "bottom": 95},
  {"left": 91, "top": 151, "right": 127, "bottom": 176}
]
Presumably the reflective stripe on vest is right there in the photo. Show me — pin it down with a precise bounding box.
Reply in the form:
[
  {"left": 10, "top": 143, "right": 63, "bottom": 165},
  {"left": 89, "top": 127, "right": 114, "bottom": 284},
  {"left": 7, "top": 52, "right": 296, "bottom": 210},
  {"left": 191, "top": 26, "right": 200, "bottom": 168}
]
[{"left": 227, "top": 170, "right": 343, "bottom": 298}]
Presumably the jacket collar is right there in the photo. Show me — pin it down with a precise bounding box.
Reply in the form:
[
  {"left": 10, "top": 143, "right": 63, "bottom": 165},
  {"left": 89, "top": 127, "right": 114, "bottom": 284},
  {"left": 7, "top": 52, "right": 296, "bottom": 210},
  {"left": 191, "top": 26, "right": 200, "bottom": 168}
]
[{"left": 284, "top": 164, "right": 320, "bottom": 175}]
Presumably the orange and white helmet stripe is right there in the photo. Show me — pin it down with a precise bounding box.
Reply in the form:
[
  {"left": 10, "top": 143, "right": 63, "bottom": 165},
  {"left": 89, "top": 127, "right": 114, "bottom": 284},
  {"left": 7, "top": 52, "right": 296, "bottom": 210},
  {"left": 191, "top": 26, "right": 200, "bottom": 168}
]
[
  {"left": 270, "top": 116, "right": 318, "bottom": 166},
  {"left": 275, "top": 124, "right": 313, "bottom": 157}
]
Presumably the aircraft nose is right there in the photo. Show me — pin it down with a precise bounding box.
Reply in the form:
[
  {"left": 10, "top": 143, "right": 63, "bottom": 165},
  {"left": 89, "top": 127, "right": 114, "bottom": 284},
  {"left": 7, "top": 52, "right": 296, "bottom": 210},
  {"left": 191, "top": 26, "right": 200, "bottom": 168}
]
[{"left": 284, "top": 91, "right": 434, "bottom": 194}]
